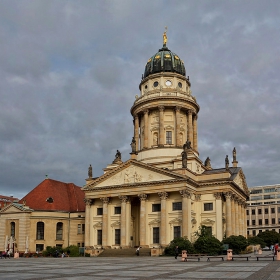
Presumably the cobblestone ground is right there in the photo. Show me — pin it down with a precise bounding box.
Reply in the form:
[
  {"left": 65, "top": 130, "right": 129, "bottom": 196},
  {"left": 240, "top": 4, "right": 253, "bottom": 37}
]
[{"left": 1, "top": 255, "right": 280, "bottom": 280}]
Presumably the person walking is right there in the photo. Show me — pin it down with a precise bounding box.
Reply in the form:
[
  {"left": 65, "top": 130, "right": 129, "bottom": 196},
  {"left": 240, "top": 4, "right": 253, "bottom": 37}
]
[
  {"left": 175, "top": 246, "right": 179, "bottom": 259},
  {"left": 136, "top": 247, "right": 140, "bottom": 256}
]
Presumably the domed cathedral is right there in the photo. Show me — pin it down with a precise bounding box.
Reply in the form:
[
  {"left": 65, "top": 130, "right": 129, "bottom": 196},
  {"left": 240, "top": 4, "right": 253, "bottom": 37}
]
[{"left": 83, "top": 29, "right": 249, "bottom": 252}]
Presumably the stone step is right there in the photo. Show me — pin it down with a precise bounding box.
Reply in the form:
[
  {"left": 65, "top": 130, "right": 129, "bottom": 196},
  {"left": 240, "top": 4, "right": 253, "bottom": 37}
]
[{"left": 98, "top": 248, "right": 151, "bottom": 257}]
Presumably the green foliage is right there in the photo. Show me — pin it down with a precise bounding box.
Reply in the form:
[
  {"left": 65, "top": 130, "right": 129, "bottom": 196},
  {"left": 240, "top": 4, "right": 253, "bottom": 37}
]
[
  {"left": 223, "top": 235, "right": 248, "bottom": 254},
  {"left": 42, "top": 245, "right": 80, "bottom": 257},
  {"left": 194, "top": 225, "right": 212, "bottom": 238},
  {"left": 257, "top": 231, "right": 280, "bottom": 247},
  {"left": 42, "top": 246, "right": 61, "bottom": 257},
  {"left": 64, "top": 245, "right": 80, "bottom": 257},
  {"left": 193, "top": 236, "right": 223, "bottom": 255},
  {"left": 247, "top": 236, "right": 266, "bottom": 248},
  {"left": 164, "top": 237, "right": 195, "bottom": 255}
]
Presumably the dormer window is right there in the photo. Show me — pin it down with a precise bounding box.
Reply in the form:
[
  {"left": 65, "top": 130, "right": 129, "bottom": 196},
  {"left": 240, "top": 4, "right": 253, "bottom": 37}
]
[{"left": 46, "top": 197, "right": 54, "bottom": 203}]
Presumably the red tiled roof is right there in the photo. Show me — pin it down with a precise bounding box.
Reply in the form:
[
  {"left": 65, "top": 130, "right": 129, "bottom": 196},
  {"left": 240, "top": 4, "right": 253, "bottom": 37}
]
[
  {"left": 19, "top": 179, "right": 85, "bottom": 212},
  {"left": 0, "top": 195, "right": 19, "bottom": 209}
]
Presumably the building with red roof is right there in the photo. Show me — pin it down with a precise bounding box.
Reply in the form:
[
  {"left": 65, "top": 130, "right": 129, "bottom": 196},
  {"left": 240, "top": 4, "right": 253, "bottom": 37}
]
[
  {"left": 0, "top": 195, "right": 19, "bottom": 210},
  {"left": 0, "top": 178, "right": 86, "bottom": 254}
]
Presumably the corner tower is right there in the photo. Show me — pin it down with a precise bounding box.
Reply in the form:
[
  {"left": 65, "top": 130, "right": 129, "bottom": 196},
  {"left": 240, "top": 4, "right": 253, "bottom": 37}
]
[{"left": 131, "top": 30, "right": 200, "bottom": 167}]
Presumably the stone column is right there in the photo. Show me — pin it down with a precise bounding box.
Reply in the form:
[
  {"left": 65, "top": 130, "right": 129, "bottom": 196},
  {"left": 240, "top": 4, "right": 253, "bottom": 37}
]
[
  {"left": 175, "top": 107, "right": 181, "bottom": 147},
  {"left": 214, "top": 193, "right": 223, "bottom": 240},
  {"left": 100, "top": 197, "right": 109, "bottom": 246},
  {"left": 231, "top": 195, "right": 236, "bottom": 235},
  {"left": 159, "top": 106, "right": 165, "bottom": 147},
  {"left": 89, "top": 199, "right": 94, "bottom": 246},
  {"left": 224, "top": 192, "right": 232, "bottom": 237},
  {"left": 244, "top": 203, "right": 248, "bottom": 237},
  {"left": 235, "top": 198, "right": 239, "bottom": 235},
  {"left": 134, "top": 115, "right": 139, "bottom": 151},
  {"left": 119, "top": 195, "right": 128, "bottom": 247},
  {"left": 84, "top": 198, "right": 92, "bottom": 247},
  {"left": 180, "top": 190, "right": 192, "bottom": 240},
  {"left": 138, "top": 194, "right": 147, "bottom": 246},
  {"left": 238, "top": 200, "right": 242, "bottom": 236},
  {"left": 126, "top": 198, "right": 131, "bottom": 246},
  {"left": 187, "top": 110, "right": 193, "bottom": 145},
  {"left": 143, "top": 110, "right": 149, "bottom": 149},
  {"left": 193, "top": 115, "right": 198, "bottom": 151},
  {"left": 158, "top": 192, "right": 168, "bottom": 246}
]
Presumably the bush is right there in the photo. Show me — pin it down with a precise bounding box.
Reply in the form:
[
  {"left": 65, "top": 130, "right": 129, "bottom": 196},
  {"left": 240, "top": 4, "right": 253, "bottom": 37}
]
[
  {"left": 247, "top": 236, "right": 266, "bottom": 248},
  {"left": 64, "top": 245, "right": 80, "bottom": 257},
  {"left": 164, "top": 237, "right": 195, "bottom": 255},
  {"left": 257, "top": 231, "right": 280, "bottom": 247},
  {"left": 193, "top": 236, "right": 223, "bottom": 255},
  {"left": 223, "top": 235, "right": 248, "bottom": 254}
]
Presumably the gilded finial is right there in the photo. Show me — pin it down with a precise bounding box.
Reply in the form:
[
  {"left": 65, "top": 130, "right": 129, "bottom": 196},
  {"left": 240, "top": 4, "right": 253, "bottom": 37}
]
[{"left": 163, "top": 26, "right": 168, "bottom": 47}]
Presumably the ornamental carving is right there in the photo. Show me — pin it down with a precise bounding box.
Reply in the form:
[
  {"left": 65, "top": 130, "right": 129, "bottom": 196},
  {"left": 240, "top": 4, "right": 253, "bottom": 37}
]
[
  {"left": 138, "top": 193, "right": 147, "bottom": 201},
  {"left": 195, "top": 194, "right": 201, "bottom": 201},
  {"left": 100, "top": 197, "right": 109, "bottom": 204},
  {"left": 214, "top": 193, "right": 222, "bottom": 200},
  {"left": 224, "top": 192, "right": 232, "bottom": 200},
  {"left": 180, "top": 189, "right": 192, "bottom": 198},
  {"left": 84, "top": 198, "right": 92, "bottom": 206},
  {"left": 158, "top": 192, "right": 168, "bottom": 200},
  {"left": 119, "top": 195, "right": 128, "bottom": 203}
]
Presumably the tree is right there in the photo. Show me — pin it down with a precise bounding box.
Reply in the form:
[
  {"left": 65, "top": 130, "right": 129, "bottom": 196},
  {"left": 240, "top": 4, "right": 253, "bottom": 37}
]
[
  {"left": 223, "top": 235, "right": 248, "bottom": 254},
  {"left": 247, "top": 236, "right": 266, "bottom": 248},
  {"left": 164, "top": 237, "right": 195, "bottom": 256},
  {"left": 257, "top": 231, "right": 280, "bottom": 247}
]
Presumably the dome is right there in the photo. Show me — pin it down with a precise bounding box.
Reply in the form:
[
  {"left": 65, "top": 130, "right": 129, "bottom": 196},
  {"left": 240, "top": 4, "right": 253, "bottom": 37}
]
[{"left": 143, "top": 45, "right": 186, "bottom": 79}]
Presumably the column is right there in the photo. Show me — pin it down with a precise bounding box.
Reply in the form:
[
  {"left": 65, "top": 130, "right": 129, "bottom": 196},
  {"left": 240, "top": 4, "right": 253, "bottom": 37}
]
[
  {"left": 89, "top": 199, "right": 94, "bottom": 246},
  {"left": 84, "top": 199, "right": 92, "bottom": 247},
  {"left": 180, "top": 190, "right": 192, "bottom": 240},
  {"left": 235, "top": 198, "right": 239, "bottom": 235},
  {"left": 119, "top": 195, "right": 128, "bottom": 247},
  {"left": 231, "top": 195, "right": 236, "bottom": 235},
  {"left": 238, "top": 200, "right": 242, "bottom": 236},
  {"left": 187, "top": 110, "right": 193, "bottom": 145},
  {"left": 126, "top": 198, "right": 131, "bottom": 246},
  {"left": 244, "top": 203, "right": 248, "bottom": 237},
  {"left": 143, "top": 110, "right": 149, "bottom": 149},
  {"left": 100, "top": 197, "right": 109, "bottom": 246},
  {"left": 175, "top": 107, "right": 181, "bottom": 147},
  {"left": 214, "top": 193, "right": 223, "bottom": 240},
  {"left": 193, "top": 115, "right": 198, "bottom": 151},
  {"left": 134, "top": 115, "right": 139, "bottom": 151},
  {"left": 224, "top": 192, "right": 232, "bottom": 237},
  {"left": 158, "top": 192, "right": 168, "bottom": 246},
  {"left": 159, "top": 106, "right": 165, "bottom": 147},
  {"left": 138, "top": 194, "right": 147, "bottom": 246}
]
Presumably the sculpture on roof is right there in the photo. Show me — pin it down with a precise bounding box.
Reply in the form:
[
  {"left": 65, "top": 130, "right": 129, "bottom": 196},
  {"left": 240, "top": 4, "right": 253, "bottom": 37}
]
[
  {"left": 233, "top": 147, "right": 237, "bottom": 162},
  {"left": 183, "top": 140, "right": 191, "bottom": 151},
  {"left": 113, "top": 150, "right": 122, "bottom": 164},
  {"left": 204, "top": 157, "right": 212, "bottom": 169},
  {"left": 88, "top": 164, "right": 92, "bottom": 178},
  {"left": 163, "top": 26, "right": 168, "bottom": 46},
  {"left": 225, "top": 155, "right": 229, "bottom": 169},
  {"left": 130, "top": 137, "right": 136, "bottom": 153},
  {"left": 181, "top": 150, "right": 187, "bottom": 168}
]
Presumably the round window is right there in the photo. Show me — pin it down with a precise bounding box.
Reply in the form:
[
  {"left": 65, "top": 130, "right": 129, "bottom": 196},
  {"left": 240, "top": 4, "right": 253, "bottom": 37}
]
[
  {"left": 145, "top": 84, "right": 148, "bottom": 89},
  {"left": 178, "top": 82, "right": 182, "bottom": 88},
  {"left": 153, "top": 81, "right": 159, "bottom": 88},
  {"left": 165, "top": 80, "right": 172, "bottom": 86}
]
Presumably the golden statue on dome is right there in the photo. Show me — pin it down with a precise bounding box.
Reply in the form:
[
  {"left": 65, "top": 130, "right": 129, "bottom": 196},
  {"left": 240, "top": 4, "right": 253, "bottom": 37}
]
[{"left": 163, "top": 26, "right": 168, "bottom": 46}]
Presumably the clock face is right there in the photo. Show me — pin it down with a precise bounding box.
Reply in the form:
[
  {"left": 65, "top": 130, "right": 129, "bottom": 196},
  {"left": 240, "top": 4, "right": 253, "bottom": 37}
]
[{"left": 165, "top": 80, "right": 172, "bottom": 86}]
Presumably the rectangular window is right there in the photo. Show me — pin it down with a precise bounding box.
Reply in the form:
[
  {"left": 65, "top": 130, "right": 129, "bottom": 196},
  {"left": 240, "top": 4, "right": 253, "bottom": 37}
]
[
  {"left": 272, "top": 218, "right": 275, "bottom": 224},
  {"left": 247, "top": 220, "right": 249, "bottom": 226},
  {"left": 251, "top": 189, "right": 262, "bottom": 194},
  {"left": 258, "top": 209, "right": 262, "bottom": 214},
  {"left": 265, "top": 219, "right": 269, "bottom": 225},
  {"left": 174, "top": 226, "right": 181, "bottom": 238},
  {"left": 115, "top": 229, "right": 120, "bottom": 245},
  {"left": 172, "top": 202, "right": 182, "bottom": 211},
  {"left": 264, "top": 188, "right": 276, "bottom": 193},
  {"left": 252, "top": 220, "right": 255, "bottom": 225},
  {"left": 259, "top": 230, "right": 262, "bottom": 233},
  {"left": 271, "top": 208, "right": 275, "bottom": 213},
  {"left": 265, "top": 208, "right": 268, "bottom": 214},
  {"left": 36, "top": 244, "right": 44, "bottom": 252},
  {"left": 114, "top": 207, "right": 121, "bottom": 214},
  {"left": 252, "top": 209, "right": 255, "bottom": 215},
  {"left": 153, "top": 227, "right": 160, "bottom": 243},
  {"left": 97, "top": 208, "right": 103, "bottom": 215},
  {"left": 77, "top": 224, "right": 85, "bottom": 234},
  {"left": 204, "top": 203, "right": 213, "bottom": 211},
  {"left": 152, "top": 204, "right": 161, "bottom": 212},
  {"left": 259, "top": 219, "right": 262, "bottom": 225},
  {"left": 82, "top": 224, "right": 85, "bottom": 234},
  {"left": 252, "top": 230, "right": 256, "bottom": 236},
  {"left": 246, "top": 210, "right": 249, "bottom": 215},
  {"left": 37, "top": 222, "right": 44, "bottom": 240},
  {"left": 166, "top": 131, "right": 172, "bottom": 144},
  {"left": 97, "top": 230, "right": 102, "bottom": 245},
  {"left": 278, "top": 207, "right": 280, "bottom": 213}
]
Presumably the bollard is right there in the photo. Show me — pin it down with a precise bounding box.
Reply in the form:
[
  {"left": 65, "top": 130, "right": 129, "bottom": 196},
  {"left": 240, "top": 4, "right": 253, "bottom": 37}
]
[
  {"left": 258, "top": 248, "right": 262, "bottom": 255},
  {"left": 277, "top": 249, "right": 280, "bottom": 261},
  {"left": 14, "top": 252, "right": 19, "bottom": 259},
  {"left": 227, "top": 249, "right": 232, "bottom": 261},
  {"left": 181, "top": 250, "right": 187, "bottom": 262}
]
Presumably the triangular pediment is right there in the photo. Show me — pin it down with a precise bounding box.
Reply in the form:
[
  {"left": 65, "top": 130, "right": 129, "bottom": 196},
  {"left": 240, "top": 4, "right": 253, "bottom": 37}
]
[
  {"left": 84, "top": 159, "right": 186, "bottom": 190},
  {"left": 233, "top": 170, "right": 249, "bottom": 196},
  {"left": 0, "top": 203, "right": 33, "bottom": 214}
]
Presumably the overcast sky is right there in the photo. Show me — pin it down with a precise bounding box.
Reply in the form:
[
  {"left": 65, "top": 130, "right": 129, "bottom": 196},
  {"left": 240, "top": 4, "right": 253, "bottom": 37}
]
[{"left": 1, "top": 0, "right": 280, "bottom": 199}]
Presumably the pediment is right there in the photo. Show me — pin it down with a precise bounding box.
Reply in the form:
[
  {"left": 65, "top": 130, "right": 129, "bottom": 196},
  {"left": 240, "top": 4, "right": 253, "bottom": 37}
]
[
  {"left": 84, "top": 160, "right": 185, "bottom": 190},
  {"left": 0, "top": 203, "right": 33, "bottom": 214},
  {"left": 233, "top": 170, "right": 249, "bottom": 196}
]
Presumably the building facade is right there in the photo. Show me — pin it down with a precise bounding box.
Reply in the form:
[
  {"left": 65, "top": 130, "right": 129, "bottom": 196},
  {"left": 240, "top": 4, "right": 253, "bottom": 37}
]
[
  {"left": 83, "top": 33, "right": 249, "bottom": 250},
  {"left": 247, "top": 184, "right": 280, "bottom": 236}
]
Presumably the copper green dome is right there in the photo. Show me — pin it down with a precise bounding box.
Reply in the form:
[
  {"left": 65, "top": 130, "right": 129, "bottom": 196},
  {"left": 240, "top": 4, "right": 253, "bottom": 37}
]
[{"left": 143, "top": 45, "right": 186, "bottom": 79}]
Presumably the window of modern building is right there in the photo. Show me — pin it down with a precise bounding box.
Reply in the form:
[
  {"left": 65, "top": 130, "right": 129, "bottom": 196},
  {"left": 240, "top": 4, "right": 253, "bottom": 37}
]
[
  {"left": 172, "top": 202, "right": 182, "bottom": 211},
  {"left": 97, "top": 230, "right": 102, "bottom": 245},
  {"left": 252, "top": 220, "right": 255, "bottom": 225},
  {"left": 97, "top": 208, "right": 103, "bottom": 215},
  {"left": 153, "top": 227, "right": 160, "bottom": 243},
  {"left": 114, "top": 207, "right": 121, "bottom": 214},
  {"left": 265, "top": 219, "right": 269, "bottom": 225},
  {"left": 166, "top": 131, "right": 172, "bottom": 144},
  {"left": 56, "top": 222, "right": 63, "bottom": 240},
  {"left": 264, "top": 201, "right": 275, "bottom": 204},
  {"left": 36, "top": 244, "right": 44, "bottom": 252},
  {"left": 258, "top": 209, "right": 262, "bottom": 214},
  {"left": 204, "top": 203, "right": 213, "bottom": 211},
  {"left": 252, "top": 209, "right": 255, "bottom": 215},
  {"left": 272, "top": 218, "right": 275, "bottom": 224},
  {"left": 115, "top": 229, "right": 120, "bottom": 245},
  {"left": 251, "top": 189, "right": 262, "bottom": 194},
  {"left": 174, "top": 226, "right": 181, "bottom": 238},
  {"left": 259, "top": 219, "right": 262, "bottom": 225},
  {"left": 152, "top": 204, "right": 161, "bottom": 212},
  {"left": 250, "top": 196, "right": 262, "bottom": 201},
  {"left": 271, "top": 208, "right": 275, "bottom": 213},
  {"left": 252, "top": 230, "right": 256, "bottom": 236},
  {"left": 36, "top": 222, "right": 44, "bottom": 240},
  {"left": 264, "top": 188, "right": 276, "bottom": 193},
  {"left": 10, "top": 222, "right": 15, "bottom": 238},
  {"left": 265, "top": 208, "right": 268, "bottom": 214}
]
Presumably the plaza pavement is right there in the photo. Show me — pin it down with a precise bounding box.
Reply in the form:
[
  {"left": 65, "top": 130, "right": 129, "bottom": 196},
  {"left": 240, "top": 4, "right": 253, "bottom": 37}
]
[{"left": 1, "top": 252, "right": 280, "bottom": 280}]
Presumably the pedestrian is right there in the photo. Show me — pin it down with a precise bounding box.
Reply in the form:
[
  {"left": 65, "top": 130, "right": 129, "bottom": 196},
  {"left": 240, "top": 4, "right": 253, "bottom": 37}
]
[
  {"left": 136, "top": 247, "right": 140, "bottom": 256},
  {"left": 6, "top": 249, "right": 10, "bottom": 259},
  {"left": 175, "top": 246, "right": 179, "bottom": 259},
  {"left": 274, "top": 243, "right": 279, "bottom": 256}
]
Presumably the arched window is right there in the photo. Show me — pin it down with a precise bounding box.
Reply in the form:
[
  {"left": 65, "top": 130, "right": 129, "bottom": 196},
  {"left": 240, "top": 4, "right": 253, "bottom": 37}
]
[
  {"left": 11, "top": 222, "right": 15, "bottom": 238},
  {"left": 56, "top": 222, "right": 63, "bottom": 240},
  {"left": 37, "top": 222, "right": 44, "bottom": 240}
]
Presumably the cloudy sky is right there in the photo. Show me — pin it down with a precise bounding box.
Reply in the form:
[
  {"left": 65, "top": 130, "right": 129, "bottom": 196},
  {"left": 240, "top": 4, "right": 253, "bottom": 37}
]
[{"left": 1, "top": 0, "right": 280, "bottom": 199}]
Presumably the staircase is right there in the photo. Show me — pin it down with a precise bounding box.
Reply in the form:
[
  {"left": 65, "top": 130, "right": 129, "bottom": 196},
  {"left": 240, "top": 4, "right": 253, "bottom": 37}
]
[{"left": 98, "top": 247, "right": 151, "bottom": 257}]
